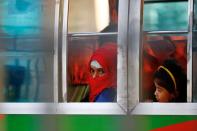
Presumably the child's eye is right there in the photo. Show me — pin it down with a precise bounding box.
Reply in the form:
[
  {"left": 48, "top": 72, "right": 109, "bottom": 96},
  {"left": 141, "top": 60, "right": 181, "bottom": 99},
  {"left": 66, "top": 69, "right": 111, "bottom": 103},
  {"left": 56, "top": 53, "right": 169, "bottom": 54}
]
[
  {"left": 98, "top": 69, "right": 105, "bottom": 75},
  {"left": 157, "top": 87, "right": 164, "bottom": 92},
  {"left": 157, "top": 89, "right": 162, "bottom": 92}
]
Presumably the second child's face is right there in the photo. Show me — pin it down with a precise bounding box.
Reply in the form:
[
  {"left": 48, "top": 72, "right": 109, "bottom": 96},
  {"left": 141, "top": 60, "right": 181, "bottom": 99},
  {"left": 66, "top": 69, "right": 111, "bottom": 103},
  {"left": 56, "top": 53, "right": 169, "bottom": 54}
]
[{"left": 154, "top": 79, "right": 174, "bottom": 102}]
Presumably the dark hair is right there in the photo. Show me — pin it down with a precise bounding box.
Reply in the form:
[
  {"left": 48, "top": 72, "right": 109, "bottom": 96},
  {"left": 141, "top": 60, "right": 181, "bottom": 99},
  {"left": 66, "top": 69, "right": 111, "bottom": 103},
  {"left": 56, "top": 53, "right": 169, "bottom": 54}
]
[{"left": 154, "top": 59, "right": 187, "bottom": 102}]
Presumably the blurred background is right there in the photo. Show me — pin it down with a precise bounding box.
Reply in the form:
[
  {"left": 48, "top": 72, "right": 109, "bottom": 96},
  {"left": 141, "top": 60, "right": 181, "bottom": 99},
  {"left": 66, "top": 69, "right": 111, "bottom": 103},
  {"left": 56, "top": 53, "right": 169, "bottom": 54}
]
[{"left": 0, "top": 0, "right": 55, "bottom": 102}]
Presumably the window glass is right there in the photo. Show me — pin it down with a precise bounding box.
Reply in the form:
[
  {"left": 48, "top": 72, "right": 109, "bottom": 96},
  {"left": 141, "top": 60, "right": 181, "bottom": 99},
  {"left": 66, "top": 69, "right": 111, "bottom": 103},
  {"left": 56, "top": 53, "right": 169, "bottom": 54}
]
[
  {"left": 0, "top": 0, "right": 56, "bottom": 102},
  {"left": 141, "top": 34, "right": 187, "bottom": 102},
  {"left": 144, "top": 2, "right": 188, "bottom": 31},
  {"left": 192, "top": 0, "right": 197, "bottom": 102},
  {"left": 193, "top": 31, "right": 197, "bottom": 102},
  {"left": 0, "top": 55, "right": 54, "bottom": 102},
  {"left": 193, "top": 0, "right": 197, "bottom": 30},
  {"left": 68, "top": 0, "right": 118, "bottom": 33},
  {"left": 66, "top": 0, "right": 119, "bottom": 103},
  {"left": 67, "top": 36, "right": 117, "bottom": 102}
]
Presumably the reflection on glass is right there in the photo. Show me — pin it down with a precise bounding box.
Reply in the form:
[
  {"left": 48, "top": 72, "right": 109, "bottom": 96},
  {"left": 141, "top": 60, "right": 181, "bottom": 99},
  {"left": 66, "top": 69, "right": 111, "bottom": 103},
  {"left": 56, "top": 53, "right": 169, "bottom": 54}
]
[
  {"left": 0, "top": 37, "right": 53, "bottom": 52},
  {"left": 144, "top": 2, "right": 188, "bottom": 31},
  {"left": 142, "top": 35, "right": 187, "bottom": 102},
  {"left": 67, "top": 36, "right": 117, "bottom": 102},
  {"left": 0, "top": 56, "right": 54, "bottom": 102},
  {"left": 193, "top": 0, "right": 197, "bottom": 30},
  {"left": 0, "top": 0, "right": 42, "bottom": 36},
  {"left": 68, "top": 0, "right": 118, "bottom": 33},
  {"left": 0, "top": 0, "right": 56, "bottom": 102},
  {"left": 0, "top": 0, "right": 55, "bottom": 52}
]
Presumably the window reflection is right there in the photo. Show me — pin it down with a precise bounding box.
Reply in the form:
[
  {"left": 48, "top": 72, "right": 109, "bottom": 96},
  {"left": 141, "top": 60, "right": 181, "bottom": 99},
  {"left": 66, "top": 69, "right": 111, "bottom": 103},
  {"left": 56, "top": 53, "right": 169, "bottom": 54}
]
[
  {"left": 0, "top": 0, "right": 56, "bottom": 102},
  {"left": 193, "top": 0, "right": 197, "bottom": 30},
  {"left": 0, "top": 56, "right": 54, "bottom": 102},
  {"left": 144, "top": 2, "right": 188, "bottom": 31},
  {"left": 0, "top": 0, "right": 42, "bottom": 36}
]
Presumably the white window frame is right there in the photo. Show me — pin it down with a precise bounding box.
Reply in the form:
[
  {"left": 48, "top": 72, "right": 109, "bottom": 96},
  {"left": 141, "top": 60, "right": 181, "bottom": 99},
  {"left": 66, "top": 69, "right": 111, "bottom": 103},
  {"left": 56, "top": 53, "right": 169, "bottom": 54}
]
[
  {"left": 130, "top": 0, "right": 196, "bottom": 115},
  {"left": 59, "top": 0, "right": 128, "bottom": 114}
]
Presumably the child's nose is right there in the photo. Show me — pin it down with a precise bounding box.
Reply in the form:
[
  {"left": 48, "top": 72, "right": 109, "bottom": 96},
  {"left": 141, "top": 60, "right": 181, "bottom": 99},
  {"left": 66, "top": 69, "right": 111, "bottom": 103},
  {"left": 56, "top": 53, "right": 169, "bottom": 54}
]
[
  {"left": 154, "top": 89, "right": 158, "bottom": 96},
  {"left": 92, "top": 72, "right": 97, "bottom": 78}
]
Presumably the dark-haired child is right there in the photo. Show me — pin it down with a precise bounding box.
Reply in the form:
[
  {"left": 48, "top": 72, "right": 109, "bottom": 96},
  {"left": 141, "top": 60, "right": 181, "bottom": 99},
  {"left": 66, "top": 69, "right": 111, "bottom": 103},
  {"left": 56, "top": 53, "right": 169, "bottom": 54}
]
[{"left": 154, "top": 59, "right": 187, "bottom": 102}]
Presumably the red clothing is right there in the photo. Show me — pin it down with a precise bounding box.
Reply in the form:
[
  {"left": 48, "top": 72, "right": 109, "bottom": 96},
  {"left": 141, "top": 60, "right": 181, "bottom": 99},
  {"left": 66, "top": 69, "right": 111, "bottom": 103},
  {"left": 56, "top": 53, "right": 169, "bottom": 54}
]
[{"left": 88, "top": 43, "right": 117, "bottom": 102}]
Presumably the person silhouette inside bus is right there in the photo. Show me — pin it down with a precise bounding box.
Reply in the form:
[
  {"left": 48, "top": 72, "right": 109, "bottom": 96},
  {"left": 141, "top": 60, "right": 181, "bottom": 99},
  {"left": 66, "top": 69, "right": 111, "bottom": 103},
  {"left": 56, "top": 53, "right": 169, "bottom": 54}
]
[
  {"left": 153, "top": 59, "right": 187, "bottom": 102},
  {"left": 88, "top": 43, "right": 117, "bottom": 102}
]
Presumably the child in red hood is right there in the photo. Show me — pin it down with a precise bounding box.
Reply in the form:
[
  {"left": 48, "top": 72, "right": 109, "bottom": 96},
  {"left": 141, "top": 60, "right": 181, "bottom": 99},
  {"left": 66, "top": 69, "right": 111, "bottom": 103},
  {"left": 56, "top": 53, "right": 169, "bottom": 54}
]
[{"left": 88, "top": 43, "right": 117, "bottom": 102}]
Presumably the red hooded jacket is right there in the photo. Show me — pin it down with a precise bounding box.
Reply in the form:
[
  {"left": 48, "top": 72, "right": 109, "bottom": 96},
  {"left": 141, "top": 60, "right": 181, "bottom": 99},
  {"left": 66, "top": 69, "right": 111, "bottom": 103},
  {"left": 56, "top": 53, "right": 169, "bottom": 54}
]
[{"left": 88, "top": 43, "right": 117, "bottom": 102}]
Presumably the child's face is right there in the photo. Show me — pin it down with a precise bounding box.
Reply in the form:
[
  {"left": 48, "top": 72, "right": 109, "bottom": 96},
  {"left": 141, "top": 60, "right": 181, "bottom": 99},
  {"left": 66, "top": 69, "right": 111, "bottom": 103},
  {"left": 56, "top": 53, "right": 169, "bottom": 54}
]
[
  {"left": 154, "top": 79, "right": 174, "bottom": 102},
  {"left": 90, "top": 66, "right": 105, "bottom": 78}
]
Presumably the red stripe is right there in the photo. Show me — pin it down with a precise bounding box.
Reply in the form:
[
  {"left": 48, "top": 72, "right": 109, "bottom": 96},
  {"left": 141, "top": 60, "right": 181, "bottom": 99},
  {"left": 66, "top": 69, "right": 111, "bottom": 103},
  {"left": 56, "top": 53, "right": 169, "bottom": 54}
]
[
  {"left": 151, "top": 120, "right": 197, "bottom": 131},
  {"left": 0, "top": 115, "right": 4, "bottom": 119}
]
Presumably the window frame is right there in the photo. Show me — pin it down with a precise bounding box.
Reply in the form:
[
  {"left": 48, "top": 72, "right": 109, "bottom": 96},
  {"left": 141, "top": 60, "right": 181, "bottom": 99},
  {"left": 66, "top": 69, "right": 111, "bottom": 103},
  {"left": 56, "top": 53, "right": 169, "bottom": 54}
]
[
  {"left": 59, "top": 0, "right": 128, "bottom": 114},
  {"left": 130, "top": 0, "right": 195, "bottom": 115}
]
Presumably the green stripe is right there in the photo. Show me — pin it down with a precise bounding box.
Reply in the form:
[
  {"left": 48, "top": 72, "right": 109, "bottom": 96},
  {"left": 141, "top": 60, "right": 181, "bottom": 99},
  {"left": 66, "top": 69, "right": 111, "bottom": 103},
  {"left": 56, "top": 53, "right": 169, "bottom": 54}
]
[{"left": 4, "top": 115, "right": 197, "bottom": 131}]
